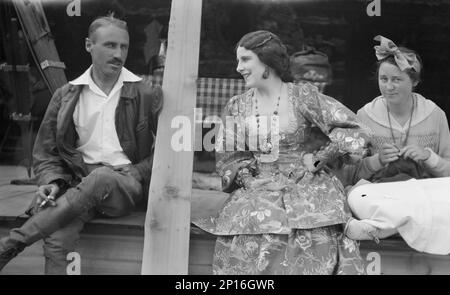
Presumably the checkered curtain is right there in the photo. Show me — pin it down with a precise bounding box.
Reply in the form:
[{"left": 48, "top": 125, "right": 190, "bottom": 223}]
[
  {"left": 195, "top": 78, "right": 248, "bottom": 119},
  {"left": 141, "top": 75, "right": 248, "bottom": 119}
]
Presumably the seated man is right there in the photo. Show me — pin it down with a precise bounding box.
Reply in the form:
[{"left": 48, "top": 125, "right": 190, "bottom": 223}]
[{"left": 0, "top": 13, "right": 162, "bottom": 274}]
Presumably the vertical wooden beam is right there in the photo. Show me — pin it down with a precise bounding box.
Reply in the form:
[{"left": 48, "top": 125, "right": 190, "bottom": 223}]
[
  {"left": 141, "top": 0, "right": 203, "bottom": 275},
  {"left": 12, "top": 0, "right": 67, "bottom": 94}
]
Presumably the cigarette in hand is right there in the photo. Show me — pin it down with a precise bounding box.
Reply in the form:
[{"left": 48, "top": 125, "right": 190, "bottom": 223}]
[
  {"left": 39, "top": 196, "right": 55, "bottom": 208},
  {"left": 39, "top": 198, "right": 49, "bottom": 208}
]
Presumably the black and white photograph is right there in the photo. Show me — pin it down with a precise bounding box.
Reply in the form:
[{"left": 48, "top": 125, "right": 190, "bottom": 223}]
[{"left": 1, "top": 0, "right": 450, "bottom": 279}]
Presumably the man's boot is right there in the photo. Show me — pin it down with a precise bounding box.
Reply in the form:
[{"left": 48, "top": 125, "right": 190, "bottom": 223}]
[{"left": 0, "top": 196, "right": 78, "bottom": 271}]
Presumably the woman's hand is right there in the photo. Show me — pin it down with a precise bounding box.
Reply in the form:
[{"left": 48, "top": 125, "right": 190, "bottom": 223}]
[
  {"left": 245, "top": 178, "right": 271, "bottom": 190},
  {"left": 265, "top": 182, "right": 288, "bottom": 191},
  {"left": 245, "top": 178, "right": 286, "bottom": 191},
  {"left": 399, "top": 145, "right": 431, "bottom": 162},
  {"left": 378, "top": 143, "right": 400, "bottom": 165},
  {"left": 303, "top": 153, "right": 323, "bottom": 173}
]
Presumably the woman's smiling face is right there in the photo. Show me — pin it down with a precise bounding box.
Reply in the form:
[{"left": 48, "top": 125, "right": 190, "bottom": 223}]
[{"left": 236, "top": 46, "right": 266, "bottom": 88}]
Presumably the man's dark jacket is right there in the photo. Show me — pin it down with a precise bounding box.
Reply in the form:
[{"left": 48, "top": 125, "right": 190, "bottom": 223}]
[{"left": 32, "top": 80, "right": 163, "bottom": 199}]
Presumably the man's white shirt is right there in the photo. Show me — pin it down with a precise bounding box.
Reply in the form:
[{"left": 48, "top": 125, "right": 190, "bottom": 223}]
[{"left": 70, "top": 66, "right": 142, "bottom": 167}]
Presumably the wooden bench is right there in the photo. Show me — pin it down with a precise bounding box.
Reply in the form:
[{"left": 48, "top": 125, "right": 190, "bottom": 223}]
[
  {"left": 0, "top": 174, "right": 228, "bottom": 275},
  {"left": 2, "top": 177, "right": 450, "bottom": 275}
]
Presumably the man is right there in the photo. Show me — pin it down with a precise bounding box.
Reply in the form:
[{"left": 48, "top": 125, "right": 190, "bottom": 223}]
[{"left": 0, "top": 14, "right": 162, "bottom": 274}]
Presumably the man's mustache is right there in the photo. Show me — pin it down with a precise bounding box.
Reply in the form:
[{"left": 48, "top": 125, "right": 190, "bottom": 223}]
[{"left": 108, "top": 58, "right": 123, "bottom": 65}]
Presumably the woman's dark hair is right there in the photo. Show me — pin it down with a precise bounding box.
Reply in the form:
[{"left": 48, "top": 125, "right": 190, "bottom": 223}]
[
  {"left": 376, "top": 46, "right": 423, "bottom": 86},
  {"left": 236, "top": 30, "right": 293, "bottom": 82}
]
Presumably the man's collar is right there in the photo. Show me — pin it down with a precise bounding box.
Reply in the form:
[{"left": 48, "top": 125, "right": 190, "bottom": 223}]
[
  {"left": 120, "top": 67, "right": 142, "bottom": 82},
  {"left": 69, "top": 65, "right": 142, "bottom": 86}
]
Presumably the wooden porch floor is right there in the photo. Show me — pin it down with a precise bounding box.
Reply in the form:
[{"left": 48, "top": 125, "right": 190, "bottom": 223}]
[{"left": 1, "top": 165, "right": 450, "bottom": 275}]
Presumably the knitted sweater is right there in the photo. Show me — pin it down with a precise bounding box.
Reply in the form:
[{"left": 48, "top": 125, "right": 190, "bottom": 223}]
[{"left": 357, "top": 93, "right": 450, "bottom": 178}]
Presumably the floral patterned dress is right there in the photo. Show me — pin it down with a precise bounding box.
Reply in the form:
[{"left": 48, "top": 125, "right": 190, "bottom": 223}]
[{"left": 193, "top": 83, "right": 369, "bottom": 275}]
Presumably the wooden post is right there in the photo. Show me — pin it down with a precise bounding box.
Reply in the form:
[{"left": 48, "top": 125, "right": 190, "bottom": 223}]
[
  {"left": 12, "top": 0, "right": 67, "bottom": 94},
  {"left": 141, "top": 0, "right": 203, "bottom": 274}
]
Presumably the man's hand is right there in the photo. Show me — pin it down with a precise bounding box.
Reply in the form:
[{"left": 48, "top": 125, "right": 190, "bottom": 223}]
[
  {"left": 36, "top": 183, "right": 59, "bottom": 208},
  {"left": 399, "top": 144, "right": 431, "bottom": 162},
  {"left": 378, "top": 143, "right": 400, "bottom": 165}
]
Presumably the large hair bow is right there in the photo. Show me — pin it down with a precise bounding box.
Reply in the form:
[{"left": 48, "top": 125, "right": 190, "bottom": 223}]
[{"left": 374, "top": 35, "right": 420, "bottom": 72}]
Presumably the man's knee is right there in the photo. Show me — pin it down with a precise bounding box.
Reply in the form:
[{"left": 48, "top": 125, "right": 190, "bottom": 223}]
[
  {"left": 73, "top": 166, "right": 142, "bottom": 216},
  {"left": 75, "top": 166, "right": 120, "bottom": 200},
  {"left": 88, "top": 166, "right": 118, "bottom": 186}
]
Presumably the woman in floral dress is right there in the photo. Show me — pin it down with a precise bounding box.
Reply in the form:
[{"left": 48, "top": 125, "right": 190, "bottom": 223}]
[{"left": 193, "top": 30, "right": 376, "bottom": 274}]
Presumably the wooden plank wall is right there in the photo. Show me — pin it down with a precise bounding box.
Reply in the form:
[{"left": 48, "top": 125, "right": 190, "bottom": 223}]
[{"left": 141, "top": 0, "right": 203, "bottom": 274}]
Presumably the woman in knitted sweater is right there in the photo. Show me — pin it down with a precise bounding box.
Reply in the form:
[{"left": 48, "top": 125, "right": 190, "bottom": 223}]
[{"left": 345, "top": 36, "right": 450, "bottom": 255}]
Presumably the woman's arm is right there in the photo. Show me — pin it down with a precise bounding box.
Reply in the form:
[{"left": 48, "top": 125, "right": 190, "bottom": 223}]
[
  {"left": 294, "top": 84, "right": 370, "bottom": 171},
  {"left": 215, "top": 95, "right": 257, "bottom": 192},
  {"left": 422, "top": 109, "right": 450, "bottom": 177}
]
